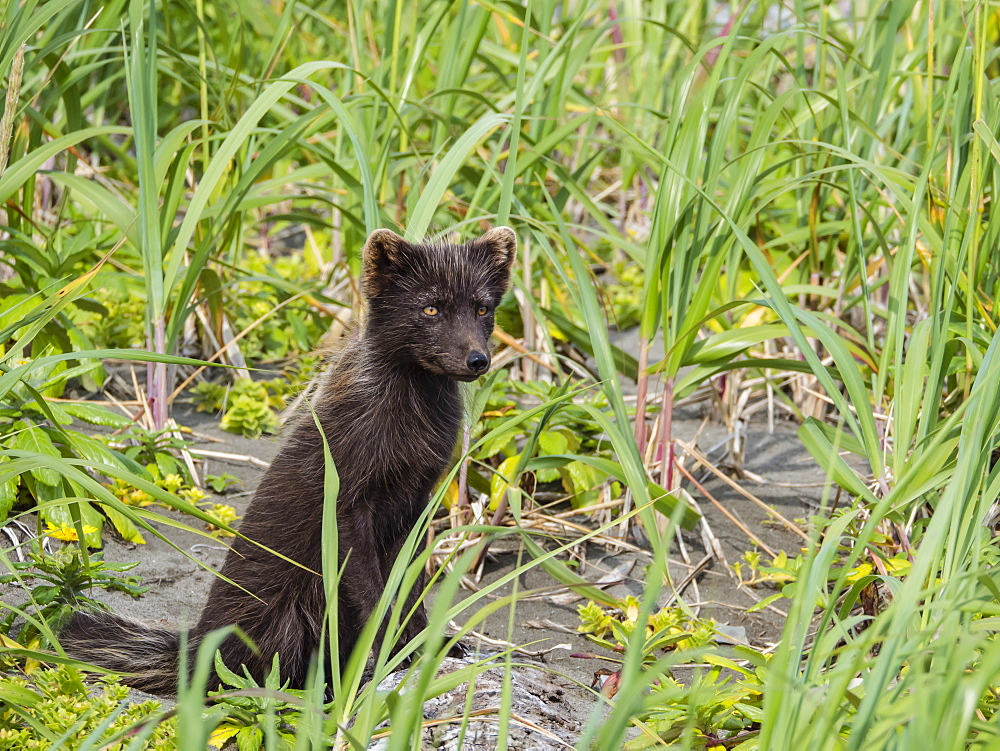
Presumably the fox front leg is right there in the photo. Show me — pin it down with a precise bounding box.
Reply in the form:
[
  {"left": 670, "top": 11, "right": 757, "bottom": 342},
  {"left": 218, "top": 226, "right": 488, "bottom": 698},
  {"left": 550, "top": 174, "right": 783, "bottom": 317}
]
[
  {"left": 336, "top": 510, "right": 389, "bottom": 660},
  {"left": 379, "top": 532, "right": 429, "bottom": 651}
]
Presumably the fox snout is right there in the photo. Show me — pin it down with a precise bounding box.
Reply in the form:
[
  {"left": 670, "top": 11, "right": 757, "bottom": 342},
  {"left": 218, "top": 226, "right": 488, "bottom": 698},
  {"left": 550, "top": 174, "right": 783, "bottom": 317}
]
[
  {"left": 446, "top": 339, "right": 491, "bottom": 381},
  {"left": 466, "top": 350, "right": 489, "bottom": 375}
]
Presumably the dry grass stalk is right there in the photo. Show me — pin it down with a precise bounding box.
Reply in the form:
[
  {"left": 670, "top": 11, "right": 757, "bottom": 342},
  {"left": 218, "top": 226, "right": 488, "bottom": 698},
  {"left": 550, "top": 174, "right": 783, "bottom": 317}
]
[{"left": 677, "top": 439, "right": 808, "bottom": 542}]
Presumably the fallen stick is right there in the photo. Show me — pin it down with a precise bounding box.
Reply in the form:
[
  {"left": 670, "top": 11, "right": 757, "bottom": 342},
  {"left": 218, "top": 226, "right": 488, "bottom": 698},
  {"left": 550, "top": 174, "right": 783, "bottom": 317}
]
[{"left": 190, "top": 448, "right": 271, "bottom": 469}]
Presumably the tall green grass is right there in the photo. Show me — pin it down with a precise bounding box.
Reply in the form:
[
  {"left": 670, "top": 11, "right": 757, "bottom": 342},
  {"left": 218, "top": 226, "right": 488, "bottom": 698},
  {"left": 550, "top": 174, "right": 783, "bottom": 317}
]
[{"left": 3, "top": 0, "right": 1000, "bottom": 748}]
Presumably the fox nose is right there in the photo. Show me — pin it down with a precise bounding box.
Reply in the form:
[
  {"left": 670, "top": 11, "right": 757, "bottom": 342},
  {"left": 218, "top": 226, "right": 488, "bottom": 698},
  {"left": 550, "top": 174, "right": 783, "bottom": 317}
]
[{"left": 466, "top": 351, "right": 489, "bottom": 374}]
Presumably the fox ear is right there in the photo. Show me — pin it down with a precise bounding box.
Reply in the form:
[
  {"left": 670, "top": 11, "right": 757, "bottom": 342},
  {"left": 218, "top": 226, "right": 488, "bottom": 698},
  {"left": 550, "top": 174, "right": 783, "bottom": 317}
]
[
  {"left": 363, "top": 229, "right": 406, "bottom": 298},
  {"left": 477, "top": 226, "right": 517, "bottom": 278}
]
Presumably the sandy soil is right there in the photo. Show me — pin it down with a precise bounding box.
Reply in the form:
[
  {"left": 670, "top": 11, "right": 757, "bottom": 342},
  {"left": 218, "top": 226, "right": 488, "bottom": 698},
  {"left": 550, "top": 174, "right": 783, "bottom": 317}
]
[{"left": 53, "top": 392, "right": 827, "bottom": 711}]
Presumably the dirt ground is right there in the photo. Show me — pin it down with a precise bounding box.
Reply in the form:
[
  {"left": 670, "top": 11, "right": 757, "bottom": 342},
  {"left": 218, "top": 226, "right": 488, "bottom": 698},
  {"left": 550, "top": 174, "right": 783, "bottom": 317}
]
[
  {"left": 2, "top": 320, "right": 834, "bottom": 743},
  {"left": 54, "top": 390, "right": 827, "bottom": 717}
]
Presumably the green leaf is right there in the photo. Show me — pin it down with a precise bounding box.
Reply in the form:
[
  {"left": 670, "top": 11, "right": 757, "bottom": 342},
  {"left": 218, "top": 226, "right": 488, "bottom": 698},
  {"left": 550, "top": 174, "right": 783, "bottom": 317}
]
[
  {"left": 681, "top": 323, "right": 791, "bottom": 365},
  {"left": 61, "top": 432, "right": 148, "bottom": 478},
  {"left": 56, "top": 402, "right": 134, "bottom": 428},
  {"left": 235, "top": 723, "right": 262, "bottom": 751},
  {"left": 0, "top": 127, "right": 129, "bottom": 205},
  {"left": 102, "top": 504, "right": 146, "bottom": 545},
  {"left": 47, "top": 172, "right": 140, "bottom": 248},
  {"left": 0, "top": 456, "right": 17, "bottom": 521},
  {"left": 798, "top": 419, "right": 878, "bottom": 503},
  {"left": 702, "top": 653, "right": 755, "bottom": 676},
  {"left": 489, "top": 454, "right": 521, "bottom": 511},
  {"left": 14, "top": 426, "right": 62, "bottom": 487},
  {"left": 650, "top": 486, "right": 700, "bottom": 530},
  {"left": 406, "top": 111, "right": 510, "bottom": 239},
  {"left": 0, "top": 682, "right": 42, "bottom": 708},
  {"left": 562, "top": 459, "right": 604, "bottom": 508},
  {"left": 746, "top": 593, "right": 785, "bottom": 613},
  {"left": 41, "top": 401, "right": 73, "bottom": 426},
  {"left": 213, "top": 650, "right": 248, "bottom": 689},
  {"left": 528, "top": 453, "right": 700, "bottom": 529},
  {"left": 538, "top": 431, "right": 569, "bottom": 456},
  {"left": 542, "top": 306, "right": 639, "bottom": 381}
]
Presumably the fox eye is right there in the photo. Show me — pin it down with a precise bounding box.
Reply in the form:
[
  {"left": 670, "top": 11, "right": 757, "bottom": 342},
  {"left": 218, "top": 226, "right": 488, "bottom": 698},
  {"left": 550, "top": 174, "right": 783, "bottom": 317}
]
[
  {"left": 422, "top": 306, "right": 439, "bottom": 316},
  {"left": 477, "top": 305, "right": 489, "bottom": 316}
]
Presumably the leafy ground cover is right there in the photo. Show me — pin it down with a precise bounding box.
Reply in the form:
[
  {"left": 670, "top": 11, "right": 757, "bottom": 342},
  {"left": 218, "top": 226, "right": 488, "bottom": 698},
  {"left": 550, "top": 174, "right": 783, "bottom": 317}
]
[{"left": 3, "top": 0, "right": 1000, "bottom": 748}]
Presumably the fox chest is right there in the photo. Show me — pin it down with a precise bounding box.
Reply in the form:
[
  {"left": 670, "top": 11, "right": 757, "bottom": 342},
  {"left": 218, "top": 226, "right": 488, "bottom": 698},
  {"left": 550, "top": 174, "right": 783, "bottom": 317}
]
[
  {"left": 331, "top": 397, "right": 460, "bottom": 505},
  {"left": 357, "top": 416, "right": 459, "bottom": 545}
]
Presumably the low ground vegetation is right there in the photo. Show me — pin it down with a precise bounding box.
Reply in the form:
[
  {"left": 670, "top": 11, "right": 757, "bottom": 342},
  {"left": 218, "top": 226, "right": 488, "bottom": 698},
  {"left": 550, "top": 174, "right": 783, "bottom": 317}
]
[{"left": 2, "top": 0, "right": 1000, "bottom": 748}]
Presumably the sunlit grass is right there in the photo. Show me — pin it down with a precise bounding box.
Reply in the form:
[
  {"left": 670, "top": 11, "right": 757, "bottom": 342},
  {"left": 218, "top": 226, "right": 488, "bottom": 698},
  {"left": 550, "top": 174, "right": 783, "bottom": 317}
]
[{"left": 1, "top": 0, "right": 999, "bottom": 747}]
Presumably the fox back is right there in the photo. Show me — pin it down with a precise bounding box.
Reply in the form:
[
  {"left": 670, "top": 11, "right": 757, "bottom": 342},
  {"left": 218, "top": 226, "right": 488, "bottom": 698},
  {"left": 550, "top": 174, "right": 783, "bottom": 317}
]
[{"left": 60, "top": 227, "right": 516, "bottom": 693}]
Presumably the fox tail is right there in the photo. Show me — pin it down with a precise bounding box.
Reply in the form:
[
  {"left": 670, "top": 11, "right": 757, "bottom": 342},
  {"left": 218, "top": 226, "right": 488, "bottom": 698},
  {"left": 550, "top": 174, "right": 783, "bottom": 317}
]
[{"left": 60, "top": 610, "right": 185, "bottom": 695}]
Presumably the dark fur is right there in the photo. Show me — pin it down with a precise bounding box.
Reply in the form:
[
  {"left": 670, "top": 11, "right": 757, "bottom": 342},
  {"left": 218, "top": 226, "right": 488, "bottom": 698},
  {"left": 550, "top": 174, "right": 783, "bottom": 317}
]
[{"left": 60, "top": 227, "right": 516, "bottom": 694}]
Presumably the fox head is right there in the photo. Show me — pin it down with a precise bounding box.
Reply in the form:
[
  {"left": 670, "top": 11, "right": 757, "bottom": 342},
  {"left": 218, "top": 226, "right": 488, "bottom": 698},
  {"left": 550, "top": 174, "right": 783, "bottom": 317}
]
[{"left": 361, "top": 227, "right": 516, "bottom": 381}]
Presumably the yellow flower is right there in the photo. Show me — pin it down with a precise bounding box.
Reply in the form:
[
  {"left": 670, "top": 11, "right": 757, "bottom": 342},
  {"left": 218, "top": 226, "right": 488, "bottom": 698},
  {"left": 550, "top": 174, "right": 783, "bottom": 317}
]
[
  {"left": 179, "top": 486, "right": 208, "bottom": 503},
  {"left": 161, "top": 474, "right": 184, "bottom": 493},
  {"left": 205, "top": 504, "right": 238, "bottom": 537},
  {"left": 128, "top": 489, "right": 153, "bottom": 507},
  {"left": 44, "top": 523, "right": 97, "bottom": 542}
]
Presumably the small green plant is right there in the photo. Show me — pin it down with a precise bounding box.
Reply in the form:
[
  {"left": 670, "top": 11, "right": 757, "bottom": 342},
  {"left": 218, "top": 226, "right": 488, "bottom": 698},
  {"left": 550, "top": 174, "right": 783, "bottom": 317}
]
[
  {"left": 0, "top": 664, "right": 175, "bottom": 749},
  {"left": 203, "top": 503, "right": 239, "bottom": 539},
  {"left": 205, "top": 473, "right": 241, "bottom": 494},
  {"left": 107, "top": 473, "right": 236, "bottom": 538},
  {"left": 70, "top": 286, "right": 148, "bottom": 353},
  {"left": 475, "top": 376, "right": 622, "bottom": 509},
  {"left": 733, "top": 549, "right": 802, "bottom": 589},
  {"left": 105, "top": 424, "right": 198, "bottom": 487},
  {"left": 104, "top": 437, "right": 206, "bottom": 514},
  {"left": 227, "top": 255, "right": 332, "bottom": 363},
  {"left": 576, "top": 596, "right": 767, "bottom": 748},
  {"left": 0, "top": 541, "right": 146, "bottom": 652},
  {"left": 0, "top": 360, "right": 147, "bottom": 546},
  {"left": 734, "top": 542, "right": 911, "bottom": 596},
  {"left": 102, "top": 425, "right": 224, "bottom": 516},
  {"left": 624, "top": 653, "right": 767, "bottom": 749},
  {"left": 577, "top": 596, "right": 717, "bottom": 659},
  {"left": 191, "top": 378, "right": 289, "bottom": 438},
  {"left": 220, "top": 394, "right": 280, "bottom": 439},
  {"left": 205, "top": 653, "right": 319, "bottom": 750}
]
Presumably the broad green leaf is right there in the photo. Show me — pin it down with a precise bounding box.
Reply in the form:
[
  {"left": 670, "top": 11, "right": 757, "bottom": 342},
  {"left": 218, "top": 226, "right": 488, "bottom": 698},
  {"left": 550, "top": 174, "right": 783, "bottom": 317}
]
[
  {"left": 60, "top": 432, "right": 148, "bottom": 478},
  {"left": 0, "top": 456, "right": 18, "bottom": 521},
  {"left": 14, "top": 426, "right": 61, "bottom": 488},
  {"left": 489, "top": 454, "right": 520, "bottom": 511},
  {"left": 55, "top": 402, "right": 135, "bottom": 429}
]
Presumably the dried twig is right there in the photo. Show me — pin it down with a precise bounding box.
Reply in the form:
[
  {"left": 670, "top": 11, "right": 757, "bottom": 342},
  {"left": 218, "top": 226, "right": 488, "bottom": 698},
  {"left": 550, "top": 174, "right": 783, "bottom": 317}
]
[
  {"left": 677, "top": 439, "right": 808, "bottom": 541},
  {"left": 492, "top": 327, "right": 561, "bottom": 376},
  {"left": 673, "top": 457, "right": 778, "bottom": 558},
  {"left": 190, "top": 448, "right": 271, "bottom": 469}
]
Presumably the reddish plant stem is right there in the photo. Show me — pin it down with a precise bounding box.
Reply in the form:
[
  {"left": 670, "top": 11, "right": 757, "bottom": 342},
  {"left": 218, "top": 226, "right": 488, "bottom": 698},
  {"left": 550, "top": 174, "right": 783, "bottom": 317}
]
[
  {"left": 607, "top": 4, "right": 625, "bottom": 64},
  {"left": 146, "top": 320, "right": 168, "bottom": 430},
  {"left": 659, "top": 376, "right": 674, "bottom": 489},
  {"left": 634, "top": 336, "right": 650, "bottom": 457}
]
